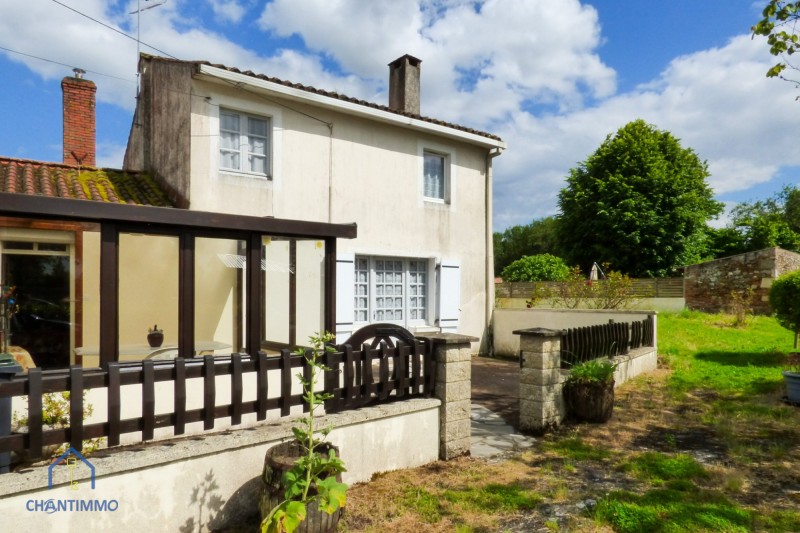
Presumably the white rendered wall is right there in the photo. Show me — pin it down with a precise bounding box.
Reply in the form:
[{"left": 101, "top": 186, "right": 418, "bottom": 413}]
[{"left": 0, "top": 399, "right": 440, "bottom": 532}]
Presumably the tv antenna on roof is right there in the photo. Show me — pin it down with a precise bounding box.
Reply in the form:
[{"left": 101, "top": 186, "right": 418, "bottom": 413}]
[{"left": 130, "top": 0, "right": 167, "bottom": 95}]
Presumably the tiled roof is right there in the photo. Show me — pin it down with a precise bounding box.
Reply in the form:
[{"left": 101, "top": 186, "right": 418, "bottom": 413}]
[
  {"left": 0, "top": 157, "right": 173, "bottom": 207},
  {"left": 148, "top": 55, "right": 503, "bottom": 143}
]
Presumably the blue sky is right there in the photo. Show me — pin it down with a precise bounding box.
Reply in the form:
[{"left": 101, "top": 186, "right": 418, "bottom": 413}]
[{"left": 1, "top": 0, "right": 798, "bottom": 230}]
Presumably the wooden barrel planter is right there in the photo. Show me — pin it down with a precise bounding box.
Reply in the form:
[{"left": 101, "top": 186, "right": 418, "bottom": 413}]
[
  {"left": 564, "top": 380, "right": 615, "bottom": 423},
  {"left": 259, "top": 441, "right": 343, "bottom": 533}
]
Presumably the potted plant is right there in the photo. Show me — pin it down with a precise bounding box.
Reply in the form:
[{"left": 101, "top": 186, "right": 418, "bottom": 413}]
[
  {"left": 768, "top": 270, "right": 800, "bottom": 402},
  {"left": 563, "top": 358, "right": 617, "bottom": 422},
  {"left": 260, "top": 332, "right": 348, "bottom": 533}
]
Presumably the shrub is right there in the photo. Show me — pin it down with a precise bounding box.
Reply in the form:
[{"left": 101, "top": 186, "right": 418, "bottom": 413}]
[
  {"left": 769, "top": 270, "right": 800, "bottom": 348},
  {"left": 565, "top": 358, "right": 617, "bottom": 385},
  {"left": 500, "top": 254, "right": 570, "bottom": 282}
]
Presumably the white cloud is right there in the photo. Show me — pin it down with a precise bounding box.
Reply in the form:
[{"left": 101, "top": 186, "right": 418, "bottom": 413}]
[
  {"left": 207, "top": 0, "right": 247, "bottom": 24},
  {"left": 2, "top": 0, "right": 799, "bottom": 234}
]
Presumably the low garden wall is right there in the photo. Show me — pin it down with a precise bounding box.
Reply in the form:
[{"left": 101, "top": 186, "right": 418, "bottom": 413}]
[
  {"left": 0, "top": 398, "right": 441, "bottom": 532},
  {"left": 493, "top": 308, "right": 658, "bottom": 358},
  {"left": 515, "top": 327, "right": 657, "bottom": 432}
]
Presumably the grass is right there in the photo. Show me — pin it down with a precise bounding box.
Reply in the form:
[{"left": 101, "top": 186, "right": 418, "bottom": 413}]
[{"left": 338, "top": 311, "right": 800, "bottom": 533}]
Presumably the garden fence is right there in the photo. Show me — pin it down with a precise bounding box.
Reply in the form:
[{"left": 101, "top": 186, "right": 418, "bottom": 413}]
[{"left": 0, "top": 340, "right": 435, "bottom": 464}]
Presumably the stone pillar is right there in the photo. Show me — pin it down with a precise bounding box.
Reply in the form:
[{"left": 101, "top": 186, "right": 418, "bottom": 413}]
[
  {"left": 421, "top": 333, "right": 477, "bottom": 460},
  {"left": 514, "top": 328, "right": 567, "bottom": 433}
]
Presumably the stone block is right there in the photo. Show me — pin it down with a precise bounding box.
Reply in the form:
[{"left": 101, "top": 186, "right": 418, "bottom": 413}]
[
  {"left": 435, "top": 380, "right": 471, "bottom": 403},
  {"left": 519, "top": 351, "right": 560, "bottom": 370},
  {"left": 435, "top": 344, "right": 473, "bottom": 363},
  {"left": 442, "top": 399, "right": 471, "bottom": 423},
  {"left": 436, "top": 360, "right": 471, "bottom": 383},
  {"left": 441, "top": 418, "right": 470, "bottom": 441},
  {"left": 520, "top": 367, "right": 564, "bottom": 386},
  {"left": 519, "top": 336, "right": 561, "bottom": 354},
  {"left": 441, "top": 436, "right": 471, "bottom": 459},
  {"left": 519, "top": 382, "right": 562, "bottom": 402}
]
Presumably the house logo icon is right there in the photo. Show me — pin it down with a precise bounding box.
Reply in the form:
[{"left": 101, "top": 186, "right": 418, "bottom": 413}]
[{"left": 48, "top": 447, "right": 95, "bottom": 490}]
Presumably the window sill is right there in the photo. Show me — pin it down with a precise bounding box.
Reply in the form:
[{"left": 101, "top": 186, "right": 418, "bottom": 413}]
[
  {"left": 423, "top": 197, "right": 449, "bottom": 205},
  {"left": 219, "top": 169, "right": 272, "bottom": 181}
]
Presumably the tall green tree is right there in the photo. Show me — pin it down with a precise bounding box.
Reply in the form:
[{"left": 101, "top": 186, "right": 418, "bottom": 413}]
[
  {"left": 557, "top": 120, "right": 723, "bottom": 277},
  {"left": 493, "top": 216, "right": 560, "bottom": 273}
]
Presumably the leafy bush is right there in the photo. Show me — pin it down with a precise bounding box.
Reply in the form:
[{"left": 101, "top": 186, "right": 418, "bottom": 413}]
[
  {"left": 769, "top": 270, "right": 800, "bottom": 348},
  {"left": 565, "top": 358, "right": 617, "bottom": 385},
  {"left": 500, "top": 254, "right": 570, "bottom": 282},
  {"left": 527, "top": 264, "right": 639, "bottom": 309}
]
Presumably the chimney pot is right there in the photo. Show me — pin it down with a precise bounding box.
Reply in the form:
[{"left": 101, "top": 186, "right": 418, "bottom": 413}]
[{"left": 388, "top": 54, "right": 421, "bottom": 115}]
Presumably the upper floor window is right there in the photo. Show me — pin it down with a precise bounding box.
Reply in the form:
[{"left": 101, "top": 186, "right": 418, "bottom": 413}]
[
  {"left": 423, "top": 151, "right": 447, "bottom": 202},
  {"left": 220, "top": 109, "right": 270, "bottom": 177}
]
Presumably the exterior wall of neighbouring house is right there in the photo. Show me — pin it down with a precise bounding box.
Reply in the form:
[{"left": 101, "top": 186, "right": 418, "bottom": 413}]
[
  {"left": 126, "top": 58, "right": 494, "bottom": 350},
  {"left": 684, "top": 247, "right": 800, "bottom": 314}
]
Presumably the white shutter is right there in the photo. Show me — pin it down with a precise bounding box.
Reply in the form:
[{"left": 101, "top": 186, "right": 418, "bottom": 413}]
[
  {"left": 336, "top": 253, "right": 355, "bottom": 342},
  {"left": 437, "top": 259, "right": 461, "bottom": 333}
]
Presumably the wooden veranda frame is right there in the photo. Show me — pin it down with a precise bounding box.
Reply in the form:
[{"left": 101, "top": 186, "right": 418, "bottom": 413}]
[{"left": 0, "top": 192, "right": 356, "bottom": 366}]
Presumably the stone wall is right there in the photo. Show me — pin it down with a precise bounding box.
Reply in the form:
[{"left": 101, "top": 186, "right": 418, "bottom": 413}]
[{"left": 684, "top": 247, "right": 800, "bottom": 314}]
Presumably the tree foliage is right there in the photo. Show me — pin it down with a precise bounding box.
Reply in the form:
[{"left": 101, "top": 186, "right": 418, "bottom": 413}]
[
  {"left": 500, "top": 253, "right": 570, "bottom": 282},
  {"left": 718, "top": 186, "right": 800, "bottom": 256},
  {"left": 493, "top": 217, "right": 560, "bottom": 273},
  {"left": 557, "top": 120, "right": 723, "bottom": 277},
  {"left": 752, "top": 1, "right": 800, "bottom": 84},
  {"left": 769, "top": 270, "right": 800, "bottom": 348}
]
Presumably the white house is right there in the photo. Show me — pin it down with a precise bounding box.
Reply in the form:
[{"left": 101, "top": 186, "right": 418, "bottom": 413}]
[{"left": 124, "top": 54, "right": 506, "bottom": 352}]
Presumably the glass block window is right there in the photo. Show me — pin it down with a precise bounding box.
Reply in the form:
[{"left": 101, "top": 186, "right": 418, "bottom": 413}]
[
  {"left": 354, "top": 256, "right": 429, "bottom": 327},
  {"left": 354, "top": 257, "right": 369, "bottom": 323}
]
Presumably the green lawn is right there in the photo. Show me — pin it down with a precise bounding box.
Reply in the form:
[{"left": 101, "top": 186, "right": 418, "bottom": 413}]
[{"left": 340, "top": 311, "right": 800, "bottom": 533}]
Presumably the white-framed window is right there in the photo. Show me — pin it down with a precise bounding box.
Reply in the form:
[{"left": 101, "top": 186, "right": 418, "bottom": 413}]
[
  {"left": 219, "top": 108, "right": 270, "bottom": 177},
  {"left": 353, "top": 256, "right": 428, "bottom": 327},
  {"left": 423, "top": 151, "right": 447, "bottom": 201}
]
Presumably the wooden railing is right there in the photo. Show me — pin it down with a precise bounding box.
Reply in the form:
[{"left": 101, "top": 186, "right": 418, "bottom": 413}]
[
  {"left": 560, "top": 316, "right": 655, "bottom": 367},
  {"left": 0, "top": 340, "right": 435, "bottom": 463},
  {"left": 495, "top": 278, "right": 684, "bottom": 299}
]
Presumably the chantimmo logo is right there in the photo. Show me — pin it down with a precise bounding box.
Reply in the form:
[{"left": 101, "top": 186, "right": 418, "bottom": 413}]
[
  {"left": 48, "top": 447, "right": 95, "bottom": 490},
  {"left": 25, "top": 447, "right": 119, "bottom": 514}
]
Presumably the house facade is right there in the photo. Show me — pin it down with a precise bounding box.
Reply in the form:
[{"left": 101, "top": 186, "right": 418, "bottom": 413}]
[{"left": 124, "top": 54, "right": 505, "bottom": 351}]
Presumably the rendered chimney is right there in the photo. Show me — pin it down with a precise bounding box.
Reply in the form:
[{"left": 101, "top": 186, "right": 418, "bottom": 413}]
[
  {"left": 388, "top": 54, "right": 421, "bottom": 115},
  {"left": 62, "top": 68, "right": 97, "bottom": 167}
]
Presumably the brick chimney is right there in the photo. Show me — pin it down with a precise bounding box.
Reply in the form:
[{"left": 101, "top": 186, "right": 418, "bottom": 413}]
[
  {"left": 62, "top": 68, "right": 96, "bottom": 167},
  {"left": 388, "top": 54, "right": 421, "bottom": 115}
]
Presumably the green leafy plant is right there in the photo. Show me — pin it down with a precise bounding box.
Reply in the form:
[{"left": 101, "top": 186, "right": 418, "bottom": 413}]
[
  {"left": 565, "top": 358, "right": 617, "bottom": 385},
  {"left": 261, "top": 332, "right": 348, "bottom": 533},
  {"left": 768, "top": 270, "right": 800, "bottom": 348},
  {"left": 752, "top": 1, "right": 800, "bottom": 81},
  {"left": 726, "top": 288, "right": 754, "bottom": 328},
  {"left": 527, "top": 264, "right": 639, "bottom": 310},
  {"left": 500, "top": 253, "right": 570, "bottom": 282},
  {"left": 12, "top": 391, "right": 104, "bottom": 456}
]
